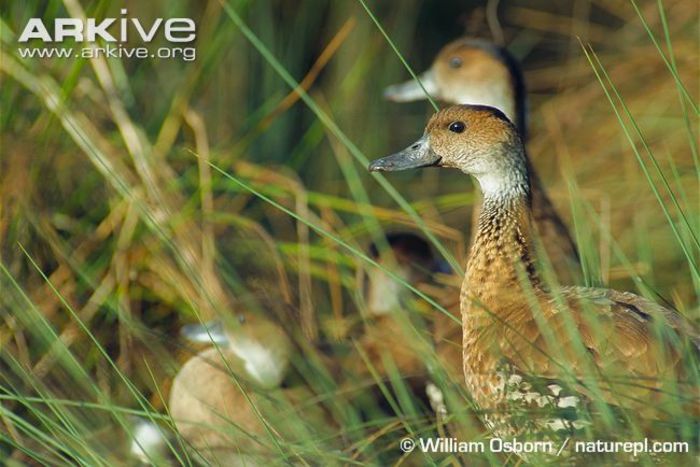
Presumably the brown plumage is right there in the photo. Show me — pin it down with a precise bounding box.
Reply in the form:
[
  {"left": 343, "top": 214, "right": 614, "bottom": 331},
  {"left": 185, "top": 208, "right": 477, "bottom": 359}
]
[
  {"left": 347, "top": 315, "right": 427, "bottom": 382},
  {"left": 169, "top": 315, "right": 328, "bottom": 464},
  {"left": 384, "top": 37, "right": 580, "bottom": 284},
  {"left": 348, "top": 233, "right": 438, "bottom": 383},
  {"left": 360, "top": 233, "right": 485, "bottom": 441},
  {"left": 369, "top": 105, "right": 700, "bottom": 457},
  {"left": 362, "top": 232, "right": 438, "bottom": 317}
]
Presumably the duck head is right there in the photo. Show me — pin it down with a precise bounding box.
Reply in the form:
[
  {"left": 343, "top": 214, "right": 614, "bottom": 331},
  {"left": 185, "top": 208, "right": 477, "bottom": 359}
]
[
  {"left": 363, "top": 232, "right": 447, "bottom": 315},
  {"left": 369, "top": 105, "right": 527, "bottom": 198},
  {"left": 181, "top": 313, "right": 292, "bottom": 389},
  {"left": 384, "top": 38, "right": 526, "bottom": 137}
]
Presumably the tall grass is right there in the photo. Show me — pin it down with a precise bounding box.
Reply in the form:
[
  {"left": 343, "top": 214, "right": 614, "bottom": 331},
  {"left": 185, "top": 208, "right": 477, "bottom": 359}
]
[{"left": 1, "top": 0, "right": 698, "bottom": 465}]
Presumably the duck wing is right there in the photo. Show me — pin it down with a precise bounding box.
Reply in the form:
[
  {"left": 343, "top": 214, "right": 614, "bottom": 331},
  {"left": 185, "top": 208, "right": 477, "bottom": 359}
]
[
  {"left": 560, "top": 286, "right": 700, "bottom": 362},
  {"left": 489, "top": 286, "right": 699, "bottom": 420},
  {"left": 552, "top": 286, "right": 700, "bottom": 417}
]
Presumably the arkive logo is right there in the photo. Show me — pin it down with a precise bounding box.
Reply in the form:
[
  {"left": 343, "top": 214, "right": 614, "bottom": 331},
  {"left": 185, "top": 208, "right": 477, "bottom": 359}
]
[
  {"left": 17, "top": 9, "right": 197, "bottom": 62},
  {"left": 18, "top": 9, "right": 195, "bottom": 43}
]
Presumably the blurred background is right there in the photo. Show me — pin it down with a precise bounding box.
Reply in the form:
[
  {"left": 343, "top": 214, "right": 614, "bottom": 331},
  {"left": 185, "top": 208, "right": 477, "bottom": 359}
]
[{"left": 1, "top": 0, "right": 698, "bottom": 464}]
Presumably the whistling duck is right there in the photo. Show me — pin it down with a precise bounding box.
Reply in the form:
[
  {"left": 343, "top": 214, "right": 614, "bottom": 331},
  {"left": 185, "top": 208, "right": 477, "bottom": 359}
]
[
  {"left": 385, "top": 38, "right": 579, "bottom": 284},
  {"left": 358, "top": 233, "right": 486, "bottom": 442},
  {"left": 363, "top": 232, "right": 447, "bottom": 316},
  {"left": 346, "top": 233, "right": 442, "bottom": 387},
  {"left": 359, "top": 233, "right": 458, "bottom": 378},
  {"left": 383, "top": 39, "right": 583, "bottom": 437},
  {"left": 169, "top": 315, "right": 328, "bottom": 465},
  {"left": 369, "top": 105, "right": 699, "bottom": 458}
]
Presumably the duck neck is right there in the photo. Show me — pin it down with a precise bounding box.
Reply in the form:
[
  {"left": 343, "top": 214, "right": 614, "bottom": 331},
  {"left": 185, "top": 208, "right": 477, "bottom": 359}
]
[
  {"left": 507, "top": 60, "right": 527, "bottom": 140},
  {"left": 495, "top": 43, "right": 528, "bottom": 139},
  {"left": 464, "top": 157, "right": 541, "bottom": 311}
]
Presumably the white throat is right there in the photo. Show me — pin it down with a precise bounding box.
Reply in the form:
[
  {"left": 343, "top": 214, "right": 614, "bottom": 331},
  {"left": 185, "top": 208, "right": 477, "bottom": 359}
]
[
  {"left": 475, "top": 171, "right": 528, "bottom": 200},
  {"left": 366, "top": 265, "right": 410, "bottom": 315},
  {"left": 229, "top": 335, "right": 288, "bottom": 388}
]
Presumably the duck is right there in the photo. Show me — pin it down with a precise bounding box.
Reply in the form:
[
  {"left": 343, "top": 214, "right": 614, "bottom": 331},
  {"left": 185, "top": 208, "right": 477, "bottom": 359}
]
[
  {"left": 384, "top": 38, "right": 526, "bottom": 137},
  {"left": 342, "top": 233, "right": 440, "bottom": 401},
  {"left": 368, "top": 105, "right": 700, "bottom": 459},
  {"left": 357, "top": 232, "right": 459, "bottom": 379},
  {"left": 384, "top": 37, "right": 580, "bottom": 284},
  {"left": 362, "top": 232, "right": 448, "bottom": 316},
  {"left": 168, "top": 314, "right": 330, "bottom": 465},
  {"left": 383, "top": 38, "right": 584, "bottom": 435},
  {"left": 357, "top": 233, "right": 486, "bottom": 443}
]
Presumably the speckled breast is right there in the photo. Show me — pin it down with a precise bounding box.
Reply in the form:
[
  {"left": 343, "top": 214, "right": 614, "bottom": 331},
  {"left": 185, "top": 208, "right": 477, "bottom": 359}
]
[{"left": 462, "top": 344, "right": 590, "bottom": 441}]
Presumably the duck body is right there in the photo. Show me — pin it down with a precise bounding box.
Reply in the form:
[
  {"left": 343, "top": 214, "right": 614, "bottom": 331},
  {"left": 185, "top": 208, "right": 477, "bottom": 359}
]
[
  {"left": 170, "top": 347, "right": 322, "bottom": 466},
  {"left": 360, "top": 233, "right": 486, "bottom": 442},
  {"left": 353, "top": 232, "right": 442, "bottom": 380},
  {"left": 369, "top": 105, "right": 700, "bottom": 460},
  {"left": 464, "top": 191, "right": 699, "bottom": 437},
  {"left": 341, "top": 232, "right": 443, "bottom": 432},
  {"left": 169, "top": 316, "right": 329, "bottom": 465},
  {"left": 348, "top": 314, "right": 428, "bottom": 381}
]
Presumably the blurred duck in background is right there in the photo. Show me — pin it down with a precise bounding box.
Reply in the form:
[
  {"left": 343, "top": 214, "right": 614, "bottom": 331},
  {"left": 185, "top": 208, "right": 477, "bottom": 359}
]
[
  {"left": 351, "top": 233, "right": 447, "bottom": 383},
  {"left": 358, "top": 231, "right": 482, "bottom": 441},
  {"left": 385, "top": 38, "right": 526, "bottom": 137},
  {"left": 362, "top": 232, "right": 449, "bottom": 316},
  {"left": 168, "top": 314, "right": 330, "bottom": 465}
]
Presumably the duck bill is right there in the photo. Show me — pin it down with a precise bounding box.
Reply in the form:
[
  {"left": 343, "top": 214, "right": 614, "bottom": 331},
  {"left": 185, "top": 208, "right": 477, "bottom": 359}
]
[
  {"left": 180, "top": 321, "right": 229, "bottom": 344},
  {"left": 383, "top": 70, "right": 438, "bottom": 102},
  {"left": 368, "top": 136, "right": 441, "bottom": 172}
]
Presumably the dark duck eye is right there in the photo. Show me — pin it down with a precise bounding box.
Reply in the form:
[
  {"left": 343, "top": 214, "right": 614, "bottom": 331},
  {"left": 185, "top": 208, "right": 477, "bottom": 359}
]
[
  {"left": 448, "top": 121, "right": 466, "bottom": 133},
  {"left": 449, "top": 56, "right": 462, "bottom": 68}
]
